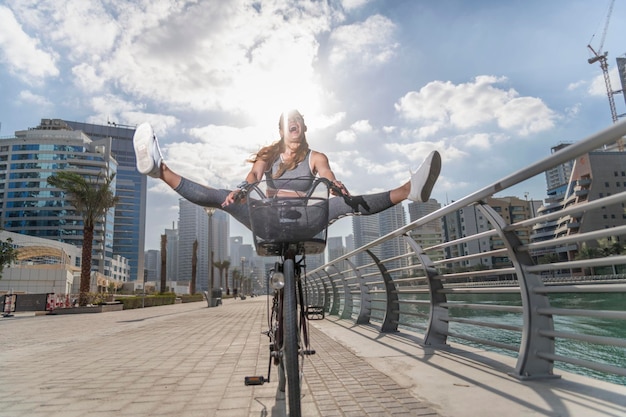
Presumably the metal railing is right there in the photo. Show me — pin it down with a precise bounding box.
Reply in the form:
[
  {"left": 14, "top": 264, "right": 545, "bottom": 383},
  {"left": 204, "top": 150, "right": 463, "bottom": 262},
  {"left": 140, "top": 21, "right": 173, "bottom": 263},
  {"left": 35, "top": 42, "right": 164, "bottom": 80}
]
[{"left": 306, "top": 119, "right": 626, "bottom": 384}]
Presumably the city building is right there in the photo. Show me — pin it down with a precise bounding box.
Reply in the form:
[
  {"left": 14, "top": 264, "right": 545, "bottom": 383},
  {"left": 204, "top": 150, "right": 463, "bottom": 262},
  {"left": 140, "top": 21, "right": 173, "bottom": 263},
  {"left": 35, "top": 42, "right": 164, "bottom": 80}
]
[
  {"left": 177, "top": 199, "right": 209, "bottom": 292},
  {"left": 555, "top": 151, "right": 626, "bottom": 258},
  {"left": 352, "top": 204, "right": 408, "bottom": 277},
  {"left": 442, "top": 196, "right": 535, "bottom": 270},
  {"left": 62, "top": 119, "right": 146, "bottom": 282},
  {"left": 407, "top": 199, "right": 445, "bottom": 261},
  {"left": 144, "top": 249, "right": 161, "bottom": 282},
  {"left": 164, "top": 224, "right": 179, "bottom": 282},
  {"left": 0, "top": 230, "right": 80, "bottom": 294},
  {"left": 0, "top": 120, "right": 129, "bottom": 281}
]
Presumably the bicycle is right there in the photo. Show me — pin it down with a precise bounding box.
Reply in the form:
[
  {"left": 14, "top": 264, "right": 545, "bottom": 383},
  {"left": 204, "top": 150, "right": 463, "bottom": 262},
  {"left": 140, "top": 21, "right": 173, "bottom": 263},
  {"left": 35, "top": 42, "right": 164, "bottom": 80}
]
[{"left": 244, "top": 177, "right": 336, "bottom": 417}]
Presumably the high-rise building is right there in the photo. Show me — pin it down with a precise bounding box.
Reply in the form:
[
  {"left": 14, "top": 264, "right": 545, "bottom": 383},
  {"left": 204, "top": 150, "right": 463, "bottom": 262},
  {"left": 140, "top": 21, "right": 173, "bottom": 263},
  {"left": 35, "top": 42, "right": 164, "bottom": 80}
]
[
  {"left": 212, "top": 210, "right": 230, "bottom": 278},
  {"left": 62, "top": 119, "right": 145, "bottom": 281},
  {"left": 144, "top": 249, "right": 160, "bottom": 282},
  {"left": 327, "top": 236, "right": 348, "bottom": 274},
  {"left": 0, "top": 119, "right": 125, "bottom": 279},
  {"left": 442, "top": 196, "right": 536, "bottom": 270},
  {"left": 378, "top": 204, "right": 408, "bottom": 274},
  {"left": 352, "top": 204, "right": 408, "bottom": 276},
  {"left": 352, "top": 213, "right": 380, "bottom": 270},
  {"left": 555, "top": 151, "right": 626, "bottom": 257},
  {"left": 177, "top": 199, "right": 210, "bottom": 291},
  {"left": 164, "top": 224, "right": 179, "bottom": 282},
  {"left": 407, "top": 199, "right": 444, "bottom": 261}
]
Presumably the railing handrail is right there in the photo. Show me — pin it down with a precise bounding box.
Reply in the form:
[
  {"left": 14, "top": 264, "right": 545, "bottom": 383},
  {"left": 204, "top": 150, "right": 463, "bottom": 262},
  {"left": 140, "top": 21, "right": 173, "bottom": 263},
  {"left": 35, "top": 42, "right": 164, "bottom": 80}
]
[
  {"left": 306, "top": 118, "right": 626, "bottom": 386},
  {"left": 313, "top": 118, "right": 626, "bottom": 271}
]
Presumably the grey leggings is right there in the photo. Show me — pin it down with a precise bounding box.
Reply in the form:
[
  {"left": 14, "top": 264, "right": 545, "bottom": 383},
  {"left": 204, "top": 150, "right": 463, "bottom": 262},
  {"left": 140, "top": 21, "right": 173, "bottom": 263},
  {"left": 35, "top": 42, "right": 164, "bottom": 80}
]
[{"left": 174, "top": 177, "right": 395, "bottom": 229}]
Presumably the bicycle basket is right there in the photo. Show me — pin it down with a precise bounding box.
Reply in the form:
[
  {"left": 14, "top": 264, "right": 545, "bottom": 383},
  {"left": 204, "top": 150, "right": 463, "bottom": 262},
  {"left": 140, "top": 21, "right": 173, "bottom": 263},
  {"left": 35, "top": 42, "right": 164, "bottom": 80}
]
[{"left": 247, "top": 178, "right": 330, "bottom": 256}]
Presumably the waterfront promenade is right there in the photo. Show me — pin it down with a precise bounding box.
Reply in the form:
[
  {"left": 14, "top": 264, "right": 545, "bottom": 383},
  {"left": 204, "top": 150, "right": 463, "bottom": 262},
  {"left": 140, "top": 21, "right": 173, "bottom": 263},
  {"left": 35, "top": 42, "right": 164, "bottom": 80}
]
[{"left": 1, "top": 297, "right": 624, "bottom": 417}]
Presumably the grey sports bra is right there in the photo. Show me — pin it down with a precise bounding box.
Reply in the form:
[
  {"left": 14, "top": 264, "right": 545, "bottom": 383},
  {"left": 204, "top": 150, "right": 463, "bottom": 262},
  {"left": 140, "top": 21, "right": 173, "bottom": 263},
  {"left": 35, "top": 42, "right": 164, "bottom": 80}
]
[{"left": 265, "top": 150, "right": 315, "bottom": 192}]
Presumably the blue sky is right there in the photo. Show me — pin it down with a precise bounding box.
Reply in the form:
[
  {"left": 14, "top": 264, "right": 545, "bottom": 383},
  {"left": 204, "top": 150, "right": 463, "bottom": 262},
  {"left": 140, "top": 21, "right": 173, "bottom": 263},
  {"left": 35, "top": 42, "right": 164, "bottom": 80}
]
[{"left": 1, "top": 0, "right": 625, "bottom": 250}]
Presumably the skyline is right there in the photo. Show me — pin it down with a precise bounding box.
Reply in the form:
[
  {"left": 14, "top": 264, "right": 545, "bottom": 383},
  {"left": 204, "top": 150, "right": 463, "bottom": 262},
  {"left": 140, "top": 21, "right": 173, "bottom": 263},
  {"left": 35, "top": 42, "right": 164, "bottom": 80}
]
[{"left": 1, "top": 0, "right": 625, "bottom": 250}]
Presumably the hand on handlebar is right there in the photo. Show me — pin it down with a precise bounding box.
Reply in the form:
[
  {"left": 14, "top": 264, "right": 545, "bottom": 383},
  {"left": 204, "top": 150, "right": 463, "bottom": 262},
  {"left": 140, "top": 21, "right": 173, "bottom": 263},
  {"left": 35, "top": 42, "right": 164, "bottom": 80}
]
[
  {"left": 330, "top": 180, "right": 350, "bottom": 197},
  {"left": 222, "top": 181, "right": 250, "bottom": 207}
]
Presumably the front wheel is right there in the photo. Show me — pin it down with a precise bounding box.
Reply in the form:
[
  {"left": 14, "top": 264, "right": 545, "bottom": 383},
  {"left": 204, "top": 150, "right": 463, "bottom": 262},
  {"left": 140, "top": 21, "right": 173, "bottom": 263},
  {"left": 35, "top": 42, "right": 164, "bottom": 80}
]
[{"left": 283, "top": 258, "right": 301, "bottom": 416}]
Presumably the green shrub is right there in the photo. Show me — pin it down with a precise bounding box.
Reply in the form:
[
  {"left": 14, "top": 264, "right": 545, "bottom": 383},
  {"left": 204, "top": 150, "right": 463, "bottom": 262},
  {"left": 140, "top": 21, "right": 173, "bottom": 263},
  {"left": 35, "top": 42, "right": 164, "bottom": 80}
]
[
  {"left": 180, "top": 294, "right": 204, "bottom": 303},
  {"left": 119, "top": 293, "right": 177, "bottom": 310}
]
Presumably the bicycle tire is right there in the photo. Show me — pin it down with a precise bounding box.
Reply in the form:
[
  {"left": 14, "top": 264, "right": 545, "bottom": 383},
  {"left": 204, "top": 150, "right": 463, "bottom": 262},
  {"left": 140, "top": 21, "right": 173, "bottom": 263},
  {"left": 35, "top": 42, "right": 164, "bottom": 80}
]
[
  {"left": 274, "top": 291, "right": 286, "bottom": 394},
  {"left": 283, "top": 258, "right": 301, "bottom": 416}
]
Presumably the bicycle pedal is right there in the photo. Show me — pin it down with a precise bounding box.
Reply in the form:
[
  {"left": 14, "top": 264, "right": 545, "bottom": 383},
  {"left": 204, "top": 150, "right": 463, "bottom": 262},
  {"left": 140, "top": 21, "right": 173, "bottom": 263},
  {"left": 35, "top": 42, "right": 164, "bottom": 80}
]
[
  {"left": 303, "top": 349, "right": 316, "bottom": 355},
  {"left": 306, "top": 305, "right": 325, "bottom": 320},
  {"left": 244, "top": 376, "right": 266, "bottom": 386}
]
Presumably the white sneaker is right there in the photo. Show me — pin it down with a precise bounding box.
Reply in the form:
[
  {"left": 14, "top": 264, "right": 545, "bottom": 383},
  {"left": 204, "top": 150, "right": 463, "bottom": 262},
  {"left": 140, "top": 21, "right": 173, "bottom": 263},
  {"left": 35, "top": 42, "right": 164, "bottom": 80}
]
[
  {"left": 133, "top": 122, "right": 163, "bottom": 178},
  {"left": 408, "top": 150, "right": 441, "bottom": 202}
]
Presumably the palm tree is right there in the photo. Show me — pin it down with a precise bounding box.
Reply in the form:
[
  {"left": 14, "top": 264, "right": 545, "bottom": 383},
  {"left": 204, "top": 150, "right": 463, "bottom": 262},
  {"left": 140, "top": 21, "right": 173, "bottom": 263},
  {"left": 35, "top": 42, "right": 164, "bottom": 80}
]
[
  {"left": 213, "top": 260, "right": 231, "bottom": 292},
  {"left": 47, "top": 171, "right": 119, "bottom": 306}
]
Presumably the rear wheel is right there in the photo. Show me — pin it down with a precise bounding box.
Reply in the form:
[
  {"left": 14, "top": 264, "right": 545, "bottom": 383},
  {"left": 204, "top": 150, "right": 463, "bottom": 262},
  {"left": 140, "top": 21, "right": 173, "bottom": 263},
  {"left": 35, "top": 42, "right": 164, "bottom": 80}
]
[{"left": 283, "top": 258, "right": 301, "bottom": 416}]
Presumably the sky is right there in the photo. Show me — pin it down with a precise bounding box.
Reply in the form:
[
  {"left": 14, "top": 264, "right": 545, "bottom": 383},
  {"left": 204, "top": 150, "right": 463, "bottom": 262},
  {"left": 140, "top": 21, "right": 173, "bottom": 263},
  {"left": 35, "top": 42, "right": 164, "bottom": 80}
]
[{"left": 1, "top": 0, "right": 626, "bottom": 251}]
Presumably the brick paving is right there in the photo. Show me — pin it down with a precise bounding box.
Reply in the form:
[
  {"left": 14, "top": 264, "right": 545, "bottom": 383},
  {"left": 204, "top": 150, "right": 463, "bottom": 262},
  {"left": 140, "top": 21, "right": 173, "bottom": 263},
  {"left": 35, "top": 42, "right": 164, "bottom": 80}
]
[{"left": 0, "top": 297, "right": 439, "bottom": 417}]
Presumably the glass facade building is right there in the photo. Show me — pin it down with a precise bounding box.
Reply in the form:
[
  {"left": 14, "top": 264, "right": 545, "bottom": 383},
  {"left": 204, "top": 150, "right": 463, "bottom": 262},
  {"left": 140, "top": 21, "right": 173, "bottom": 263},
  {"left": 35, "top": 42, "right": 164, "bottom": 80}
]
[
  {"left": 0, "top": 120, "right": 120, "bottom": 277},
  {"left": 63, "top": 120, "right": 145, "bottom": 282}
]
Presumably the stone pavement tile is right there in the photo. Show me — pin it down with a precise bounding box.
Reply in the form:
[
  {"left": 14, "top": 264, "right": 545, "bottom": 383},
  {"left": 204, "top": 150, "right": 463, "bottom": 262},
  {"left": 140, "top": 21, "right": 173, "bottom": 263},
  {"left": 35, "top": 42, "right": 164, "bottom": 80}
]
[{"left": 0, "top": 298, "right": 442, "bottom": 417}]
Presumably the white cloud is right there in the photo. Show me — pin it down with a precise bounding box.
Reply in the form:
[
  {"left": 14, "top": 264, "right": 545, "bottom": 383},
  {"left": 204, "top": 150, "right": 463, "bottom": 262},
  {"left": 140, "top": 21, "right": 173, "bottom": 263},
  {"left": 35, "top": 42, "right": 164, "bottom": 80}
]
[
  {"left": 17, "top": 90, "right": 52, "bottom": 107},
  {"left": 328, "top": 14, "right": 398, "bottom": 68},
  {"left": 341, "top": 0, "right": 372, "bottom": 12},
  {"left": 395, "top": 76, "right": 556, "bottom": 137},
  {"left": 567, "top": 80, "right": 586, "bottom": 91},
  {"left": 336, "top": 129, "right": 357, "bottom": 144},
  {"left": 587, "top": 67, "right": 621, "bottom": 97},
  {"left": 72, "top": 63, "right": 105, "bottom": 93},
  {"left": 0, "top": 5, "right": 58, "bottom": 83},
  {"left": 351, "top": 119, "right": 373, "bottom": 133}
]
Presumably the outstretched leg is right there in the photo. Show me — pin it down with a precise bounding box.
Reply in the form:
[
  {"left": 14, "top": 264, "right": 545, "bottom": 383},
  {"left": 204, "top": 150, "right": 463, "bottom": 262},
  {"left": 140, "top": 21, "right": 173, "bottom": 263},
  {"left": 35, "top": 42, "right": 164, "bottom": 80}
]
[
  {"left": 328, "top": 150, "right": 441, "bottom": 222},
  {"left": 133, "top": 123, "right": 251, "bottom": 228}
]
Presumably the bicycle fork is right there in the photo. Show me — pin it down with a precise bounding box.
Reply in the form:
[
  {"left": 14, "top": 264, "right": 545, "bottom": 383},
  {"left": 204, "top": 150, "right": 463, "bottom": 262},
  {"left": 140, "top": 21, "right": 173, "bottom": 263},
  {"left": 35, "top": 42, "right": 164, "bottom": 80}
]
[{"left": 244, "top": 262, "right": 316, "bottom": 387}]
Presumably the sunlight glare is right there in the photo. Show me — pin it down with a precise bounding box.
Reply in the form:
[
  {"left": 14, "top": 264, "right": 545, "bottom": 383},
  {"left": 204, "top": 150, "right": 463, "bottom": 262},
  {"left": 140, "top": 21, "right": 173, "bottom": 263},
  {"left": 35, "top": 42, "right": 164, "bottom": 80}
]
[{"left": 230, "top": 63, "right": 324, "bottom": 134}]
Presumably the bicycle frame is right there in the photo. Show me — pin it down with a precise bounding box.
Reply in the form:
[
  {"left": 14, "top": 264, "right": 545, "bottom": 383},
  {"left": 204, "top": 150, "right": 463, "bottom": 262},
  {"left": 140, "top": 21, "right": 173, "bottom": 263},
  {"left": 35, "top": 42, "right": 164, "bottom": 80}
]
[{"left": 244, "top": 178, "right": 333, "bottom": 417}]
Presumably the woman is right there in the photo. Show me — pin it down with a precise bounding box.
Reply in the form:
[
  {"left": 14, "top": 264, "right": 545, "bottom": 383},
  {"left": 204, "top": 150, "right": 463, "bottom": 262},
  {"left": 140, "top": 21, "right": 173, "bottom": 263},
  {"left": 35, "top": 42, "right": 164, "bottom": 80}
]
[{"left": 133, "top": 109, "right": 441, "bottom": 230}]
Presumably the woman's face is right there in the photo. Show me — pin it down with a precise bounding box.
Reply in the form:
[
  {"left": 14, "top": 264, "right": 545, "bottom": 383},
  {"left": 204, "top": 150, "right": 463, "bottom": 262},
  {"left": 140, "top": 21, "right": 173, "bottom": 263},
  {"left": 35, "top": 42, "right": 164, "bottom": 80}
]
[{"left": 279, "top": 111, "right": 306, "bottom": 143}]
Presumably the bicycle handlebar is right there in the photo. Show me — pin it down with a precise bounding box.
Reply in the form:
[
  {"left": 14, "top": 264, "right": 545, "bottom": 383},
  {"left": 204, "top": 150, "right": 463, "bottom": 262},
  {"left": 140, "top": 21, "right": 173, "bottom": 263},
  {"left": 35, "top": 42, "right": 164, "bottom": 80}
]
[{"left": 235, "top": 177, "right": 345, "bottom": 203}]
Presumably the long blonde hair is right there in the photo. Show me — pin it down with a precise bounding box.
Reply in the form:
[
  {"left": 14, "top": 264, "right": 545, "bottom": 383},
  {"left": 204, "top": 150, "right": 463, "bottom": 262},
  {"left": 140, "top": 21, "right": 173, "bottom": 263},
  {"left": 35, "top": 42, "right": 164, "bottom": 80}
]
[{"left": 248, "top": 110, "right": 309, "bottom": 179}]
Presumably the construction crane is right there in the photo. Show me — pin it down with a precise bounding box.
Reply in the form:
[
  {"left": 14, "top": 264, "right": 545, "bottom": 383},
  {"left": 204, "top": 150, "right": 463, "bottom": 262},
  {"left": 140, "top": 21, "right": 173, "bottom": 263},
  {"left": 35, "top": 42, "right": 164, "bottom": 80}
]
[{"left": 587, "top": 0, "right": 623, "bottom": 151}]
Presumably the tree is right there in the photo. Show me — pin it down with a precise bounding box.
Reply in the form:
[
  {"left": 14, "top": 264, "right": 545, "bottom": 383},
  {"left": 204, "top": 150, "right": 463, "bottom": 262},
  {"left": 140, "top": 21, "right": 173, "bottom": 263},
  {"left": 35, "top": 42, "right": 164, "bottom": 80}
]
[
  {"left": 0, "top": 235, "right": 17, "bottom": 279},
  {"left": 232, "top": 268, "right": 241, "bottom": 297},
  {"left": 213, "top": 260, "right": 231, "bottom": 292},
  {"left": 47, "top": 171, "right": 119, "bottom": 306}
]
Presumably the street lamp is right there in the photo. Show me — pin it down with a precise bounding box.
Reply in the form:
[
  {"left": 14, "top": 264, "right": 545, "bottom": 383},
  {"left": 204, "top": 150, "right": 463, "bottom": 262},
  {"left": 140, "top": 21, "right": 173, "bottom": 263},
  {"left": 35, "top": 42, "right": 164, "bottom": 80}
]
[{"left": 205, "top": 207, "right": 216, "bottom": 306}]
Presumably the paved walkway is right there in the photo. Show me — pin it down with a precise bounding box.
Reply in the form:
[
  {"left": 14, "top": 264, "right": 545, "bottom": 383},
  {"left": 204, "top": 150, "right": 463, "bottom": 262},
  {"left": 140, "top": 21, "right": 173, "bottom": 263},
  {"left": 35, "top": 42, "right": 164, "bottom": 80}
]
[{"left": 1, "top": 296, "right": 624, "bottom": 417}]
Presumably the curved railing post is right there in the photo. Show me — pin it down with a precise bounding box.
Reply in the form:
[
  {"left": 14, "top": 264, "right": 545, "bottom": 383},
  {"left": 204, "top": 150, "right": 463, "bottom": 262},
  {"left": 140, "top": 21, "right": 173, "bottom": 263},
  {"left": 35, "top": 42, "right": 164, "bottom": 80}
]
[
  {"left": 365, "top": 249, "right": 398, "bottom": 333},
  {"left": 307, "top": 273, "right": 322, "bottom": 306},
  {"left": 328, "top": 264, "right": 353, "bottom": 319},
  {"left": 478, "top": 203, "right": 557, "bottom": 379},
  {"left": 311, "top": 271, "right": 329, "bottom": 312},
  {"left": 404, "top": 235, "right": 448, "bottom": 346},
  {"left": 345, "top": 258, "right": 371, "bottom": 324},
  {"left": 322, "top": 269, "right": 341, "bottom": 316}
]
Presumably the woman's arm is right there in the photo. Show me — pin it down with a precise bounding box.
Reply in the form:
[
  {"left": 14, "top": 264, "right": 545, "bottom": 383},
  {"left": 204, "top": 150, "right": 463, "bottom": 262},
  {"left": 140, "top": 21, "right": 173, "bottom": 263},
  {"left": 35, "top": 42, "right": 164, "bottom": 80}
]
[
  {"left": 222, "top": 159, "right": 268, "bottom": 206},
  {"left": 311, "top": 151, "right": 350, "bottom": 196}
]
